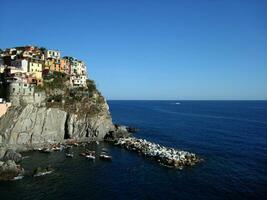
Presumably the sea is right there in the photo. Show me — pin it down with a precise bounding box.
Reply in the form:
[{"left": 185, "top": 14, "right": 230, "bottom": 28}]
[{"left": 0, "top": 100, "right": 266, "bottom": 200}]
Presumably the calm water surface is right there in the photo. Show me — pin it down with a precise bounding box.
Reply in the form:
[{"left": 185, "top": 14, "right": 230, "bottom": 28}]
[{"left": 0, "top": 100, "right": 266, "bottom": 200}]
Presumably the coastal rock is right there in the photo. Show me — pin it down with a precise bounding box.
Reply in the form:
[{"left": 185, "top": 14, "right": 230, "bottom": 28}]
[
  {"left": 33, "top": 165, "right": 53, "bottom": 177},
  {"left": 2, "top": 149, "right": 22, "bottom": 163},
  {"left": 104, "top": 125, "right": 131, "bottom": 141},
  {"left": 0, "top": 160, "right": 24, "bottom": 181},
  {"left": 126, "top": 126, "right": 139, "bottom": 133},
  {"left": 114, "top": 137, "right": 201, "bottom": 169},
  {"left": 0, "top": 99, "right": 114, "bottom": 150}
]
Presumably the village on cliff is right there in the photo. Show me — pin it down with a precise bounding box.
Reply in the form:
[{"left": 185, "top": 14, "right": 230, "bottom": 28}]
[{"left": 0, "top": 45, "right": 89, "bottom": 117}]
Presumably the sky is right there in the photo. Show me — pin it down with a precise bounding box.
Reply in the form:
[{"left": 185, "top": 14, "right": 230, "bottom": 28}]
[{"left": 0, "top": 0, "right": 266, "bottom": 100}]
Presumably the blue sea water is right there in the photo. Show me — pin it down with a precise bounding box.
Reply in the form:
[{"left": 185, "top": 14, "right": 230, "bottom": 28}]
[{"left": 0, "top": 100, "right": 266, "bottom": 200}]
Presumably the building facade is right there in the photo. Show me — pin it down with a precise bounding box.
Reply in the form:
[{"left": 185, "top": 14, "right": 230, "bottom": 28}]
[
  {"left": 11, "top": 59, "right": 28, "bottom": 72},
  {"left": 45, "top": 49, "right": 60, "bottom": 59},
  {"left": 44, "top": 58, "right": 61, "bottom": 72}
]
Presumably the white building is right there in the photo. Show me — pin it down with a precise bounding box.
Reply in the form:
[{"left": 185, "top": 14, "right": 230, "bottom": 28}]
[
  {"left": 77, "top": 61, "right": 86, "bottom": 75},
  {"left": 70, "top": 75, "right": 87, "bottom": 87},
  {"left": 11, "top": 59, "right": 28, "bottom": 72},
  {"left": 9, "top": 82, "right": 35, "bottom": 96},
  {"left": 45, "top": 49, "right": 60, "bottom": 59}
]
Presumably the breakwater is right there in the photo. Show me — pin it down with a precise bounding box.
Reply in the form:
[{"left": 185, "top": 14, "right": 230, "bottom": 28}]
[{"left": 114, "top": 137, "right": 201, "bottom": 169}]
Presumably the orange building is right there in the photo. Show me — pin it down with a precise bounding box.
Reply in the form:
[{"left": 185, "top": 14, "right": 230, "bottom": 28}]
[
  {"left": 44, "top": 58, "right": 61, "bottom": 72},
  {"left": 60, "top": 58, "right": 70, "bottom": 74}
]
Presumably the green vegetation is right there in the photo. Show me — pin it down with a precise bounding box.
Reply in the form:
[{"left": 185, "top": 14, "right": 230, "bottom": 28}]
[
  {"left": 86, "top": 79, "right": 97, "bottom": 93},
  {"left": 39, "top": 47, "right": 47, "bottom": 53},
  {"left": 43, "top": 71, "right": 69, "bottom": 90}
]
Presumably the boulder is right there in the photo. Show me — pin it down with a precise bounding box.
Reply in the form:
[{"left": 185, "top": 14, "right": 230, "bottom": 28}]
[
  {"left": 2, "top": 149, "right": 22, "bottom": 163},
  {"left": 126, "top": 126, "right": 139, "bottom": 133},
  {"left": 0, "top": 160, "right": 24, "bottom": 181},
  {"left": 104, "top": 125, "right": 131, "bottom": 141}
]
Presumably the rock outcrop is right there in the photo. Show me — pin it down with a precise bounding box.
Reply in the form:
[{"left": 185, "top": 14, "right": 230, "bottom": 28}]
[
  {"left": 0, "top": 160, "right": 24, "bottom": 181},
  {"left": 114, "top": 137, "right": 201, "bottom": 169},
  {"left": 0, "top": 97, "right": 114, "bottom": 151},
  {"left": 2, "top": 149, "right": 22, "bottom": 163}
]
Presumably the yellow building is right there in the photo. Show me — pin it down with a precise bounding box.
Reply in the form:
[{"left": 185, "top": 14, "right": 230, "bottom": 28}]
[
  {"left": 28, "top": 60, "right": 43, "bottom": 85},
  {"left": 44, "top": 58, "right": 60, "bottom": 72}
]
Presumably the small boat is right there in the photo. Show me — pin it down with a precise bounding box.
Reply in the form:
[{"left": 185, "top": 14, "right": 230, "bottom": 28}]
[
  {"left": 99, "top": 154, "right": 112, "bottom": 160},
  {"left": 33, "top": 171, "right": 53, "bottom": 177},
  {"left": 73, "top": 143, "right": 79, "bottom": 146},
  {"left": 65, "top": 153, "right": 74, "bottom": 158},
  {"left": 86, "top": 155, "right": 95, "bottom": 160},
  {"left": 85, "top": 150, "right": 95, "bottom": 154},
  {"left": 34, "top": 148, "right": 42, "bottom": 151},
  {"left": 175, "top": 102, "right": 181, "bottom": 105},
  {"left": 95, "top": 141, "right": 99, "bottom": 145},
  {"left": 41, "top": 148, "right": 52, "bottom": 153},
  {"left": 79, "top": 152, "right": 86, "bottom": 157},
  {"left": 52, "top": 147, "right": 61, "bottom": 151},
  {"left": 12, "top": 175, "right": 24, "bottom": 180}
]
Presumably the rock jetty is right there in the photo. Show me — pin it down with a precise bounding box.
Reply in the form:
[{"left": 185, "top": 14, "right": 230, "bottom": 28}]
[{"left": 114, "top": 137, "right": 200, "bottom": 169}]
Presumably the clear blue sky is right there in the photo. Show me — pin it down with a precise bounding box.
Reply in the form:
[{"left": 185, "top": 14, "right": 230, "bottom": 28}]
[{"left": 1, "top": 0, "right": 266, "bottom": 100}]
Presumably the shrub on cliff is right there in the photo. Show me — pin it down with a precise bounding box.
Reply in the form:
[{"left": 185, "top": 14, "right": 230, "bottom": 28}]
[
  {"left": 43, "top": 71, "right": 69, "bottom": 91},
  {"left": 86, "top": 79, "right": 97, "bottom": 93}
]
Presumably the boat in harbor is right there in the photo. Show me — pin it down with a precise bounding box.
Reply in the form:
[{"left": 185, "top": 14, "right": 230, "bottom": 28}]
[
  {"left": 65, "top": 153, "right": 74, "bottom": 158},
  {"left": 99, "top": 154, "right": 112, "bottom": 160},
  {"left": 41, "top": 148, "right": 52, "bottom": 153},
  {"left": 86, "top": 154, "right": 96, "bottom": 160}
]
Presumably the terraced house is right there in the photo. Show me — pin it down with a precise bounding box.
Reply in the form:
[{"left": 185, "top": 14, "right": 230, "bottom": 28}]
[
  {"left": 0, "top": 46, "right": 89, "bottom": 88},
  {"left": 28, "top": 59, "right": 43, "bottom": 85}
]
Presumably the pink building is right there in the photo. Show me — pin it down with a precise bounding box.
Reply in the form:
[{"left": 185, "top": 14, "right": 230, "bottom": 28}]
[{"left": 0, "top": 102, "right": 11, "bottom": 118}]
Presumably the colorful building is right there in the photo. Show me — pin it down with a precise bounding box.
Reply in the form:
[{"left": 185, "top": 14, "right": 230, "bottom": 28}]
[
  {"left": 1, "top": 45, "right": 89, "bottom": 88},
  {"left": 44, "top": 58, "right": 61, "bottom": 73},
  {"left": 45, "top": 49, "right": 60, "bottom": 59},
  {"left": 11, "top": 59, "right": 28, "bottom": 72},
  {"left": 60, "top": 58, "right": 70, "bottom": 74},
  {"left": 28, "top": 60, "right": 43, "bottom": 85}
]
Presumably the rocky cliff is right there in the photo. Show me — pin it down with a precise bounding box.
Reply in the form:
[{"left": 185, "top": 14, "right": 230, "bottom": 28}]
[
  {"left": 0, "top": 74, "right": 115, "bottom": 152},
  {"left": 0, "top": 100, "right": 113, "bottom": 151}
]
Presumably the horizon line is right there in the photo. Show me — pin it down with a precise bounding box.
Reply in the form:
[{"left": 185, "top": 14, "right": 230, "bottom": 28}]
[{"left": 107, "top": 99, "right": 267, "bottom": 101}]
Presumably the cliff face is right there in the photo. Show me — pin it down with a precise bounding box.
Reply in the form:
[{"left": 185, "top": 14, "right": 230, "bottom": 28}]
[
  {"left": 0, "top": 72, "right": 116, "bottom": 151},
  {"left": 0, "top": 99, "right": 114, "bottom": 150}
]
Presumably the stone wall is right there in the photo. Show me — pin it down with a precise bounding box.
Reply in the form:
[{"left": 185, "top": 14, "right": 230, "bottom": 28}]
[{"left": 9, "top": 92, "right": 46, "bottom": 106}]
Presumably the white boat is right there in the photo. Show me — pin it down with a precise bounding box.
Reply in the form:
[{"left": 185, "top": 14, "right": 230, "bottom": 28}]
[
  {"left": 175, "top": 102, "right": 181, "bottom": 105},
  {"left": 12, "top": 175, "right": 24, "bottom": 180},
  {"left": 100, "top": 154, "right": 112, "bottom": 160},
  {"left": 65, "top": 153, "right": 74, "bottom": 158},
  {"left": 86, "top": 155, "right": 95, "bottom": 160},
  {"left": 33, "top": 171, "right": 53, "bottom": 177}
]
